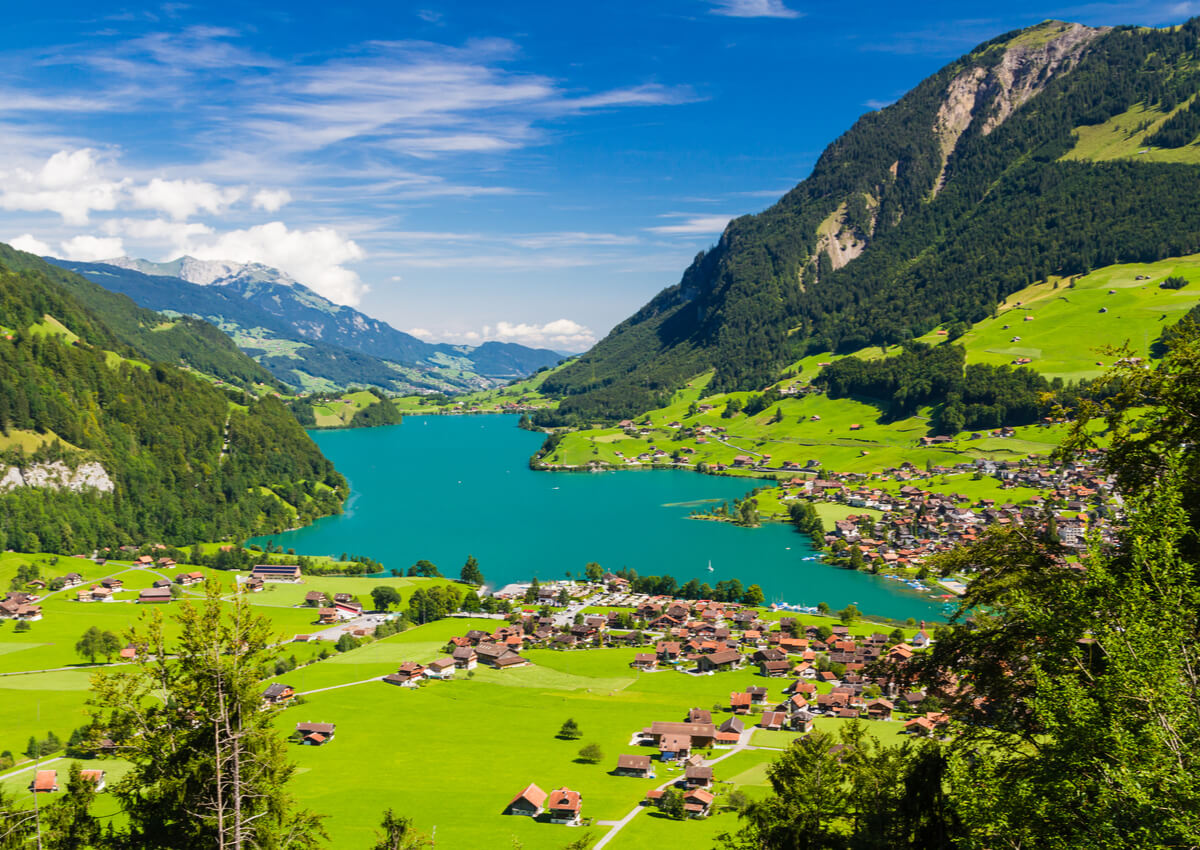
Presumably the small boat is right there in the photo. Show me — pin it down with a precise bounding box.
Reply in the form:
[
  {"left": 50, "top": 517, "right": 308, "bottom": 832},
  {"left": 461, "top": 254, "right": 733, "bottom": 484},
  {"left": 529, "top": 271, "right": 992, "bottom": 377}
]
[{"left": 706, "top": 560, "right": 714, "bottom": 572}]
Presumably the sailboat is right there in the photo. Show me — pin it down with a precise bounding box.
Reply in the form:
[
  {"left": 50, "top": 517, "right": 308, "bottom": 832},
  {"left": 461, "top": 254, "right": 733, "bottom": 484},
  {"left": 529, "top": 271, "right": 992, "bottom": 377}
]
[{"left": 706, "top": 560, "right": 714, "bottom": 573}]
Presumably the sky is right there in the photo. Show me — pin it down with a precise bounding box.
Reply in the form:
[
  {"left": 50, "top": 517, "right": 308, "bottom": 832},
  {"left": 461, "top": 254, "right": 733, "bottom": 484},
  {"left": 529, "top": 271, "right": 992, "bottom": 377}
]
[{"left": 0, "top": 1, "right": 1197, "bottom": 352}]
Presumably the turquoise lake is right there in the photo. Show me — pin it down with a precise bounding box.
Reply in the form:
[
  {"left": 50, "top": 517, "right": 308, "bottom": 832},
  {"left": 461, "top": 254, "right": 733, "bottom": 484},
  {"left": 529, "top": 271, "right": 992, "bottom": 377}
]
[{"left": 255, "top": 415, "right": 949, "bottom": 621}]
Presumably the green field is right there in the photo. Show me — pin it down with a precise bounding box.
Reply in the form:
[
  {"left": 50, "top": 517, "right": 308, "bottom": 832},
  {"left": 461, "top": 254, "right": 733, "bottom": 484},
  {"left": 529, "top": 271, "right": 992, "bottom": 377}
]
[
  {"left": 311, "top": 390, "right": 381, "bottom": 428},
  {"left": 1062, "top": 99, "right": 1200, "bottom": 165}
]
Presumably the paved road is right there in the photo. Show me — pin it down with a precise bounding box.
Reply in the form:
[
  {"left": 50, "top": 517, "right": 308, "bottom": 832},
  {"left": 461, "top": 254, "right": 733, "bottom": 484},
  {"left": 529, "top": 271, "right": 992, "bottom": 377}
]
[
  {"left": 593, "top": 726, "right": 756, "bottom": 849},
  {"left": 295, "top": 676, "right": 386, "bottom": 697},
  {"left": 0, "top": 757, "right": 62, "bottom": 784}
]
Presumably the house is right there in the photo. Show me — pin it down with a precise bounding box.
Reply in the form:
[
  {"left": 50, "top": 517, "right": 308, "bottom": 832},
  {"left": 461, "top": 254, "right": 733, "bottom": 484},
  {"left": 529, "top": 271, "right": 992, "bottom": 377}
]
[
  {"left": 697, "top": 648, "right": 742, "bottom": 673},
  {"left": 452, "top": 647, "right": 478, "bottom": 669},
  {"left": 658, "top": 734, "right": 692, "bottom": 761},
  {"left": 80, "top": 770, "right": 106, "bottom": 791},
  {"left": 615, "top": 754, "right": 655, "bottom": 778},
  {"left": 251, "top": 564, "right": 302, "bottom": 583},
  {"left": 505, "top": 783, "right": 547, "bottom": 817},
  {"left": 791, "top": 710, "right": 816, "bottom": 733},
  {"left": 655, "top": 641, "right": 681, "bottom": 663},
  {"left": 426, "top": 658, "right": 456, "bottom": 679},
  {"left": 295, "top": 722, "right": 336, "bottom": 745},
  {"left": 644, "top": 721, "right": 716, "bottom": 751},
  {"left": 683, "top": 788, "right": 714, "bottom": 818},
  {"left": 716, "top": 716, "right": 743, "bottom": 746},
  {"left": 685, "top": 765, "right": 713, "bottom": 789},
  {"left": 493, "top": 653, "right": 532, "bottom": 669},
  {"left": 387, "top": 662, "right": 426, "bottom": 686},
  {"left": 261, "top": 683, "right": 295, "bottom": 706},
  {"left": 100, "top": 578, "right": 123, "bottom": 591},
  {"left": 759, "top": 711, "right": 786, "bottom": 731},
  {"left": 866, "top": 699, "right": 894, "bottom": 721},
  {"left": 175, "top": 571, "right": 204, "bottom": 586},
  {"left": 61, "top": 573, "right": 83, "bottom": 588},
  {"left": 79, "top": 585, "right": 110, "bottom": 602},
  {"left": 30, "top": 770, "right": 57, "bottom": 793},
  {"left": 686, "top": 708, "right": 712, "bottom": 724},
  {"left": 304, "top": 591, "right": 327, "bottom": 606},
  {"left": 760, "top": 659, "right": 790, "bottom": 677},
  {"left": 152, "top": 579, "right": 171, "bottom": 589},
  {"left": 318, "top": 608, "right": 338, "bottom": 625},
  {"left": 138, "top": 587, "right": 172, "bottom": 604},
  {"left": 244, "top": 577, "right": 264, "bottom": 593},
  {"left": 730, "top": 692, "right": 752, "bottom": 713},
  {"left": 630, "top": 653, "right": 658, "bottom": 671},
  {"left": 546, "top": 787, "right": 582, "bottom": 825}
]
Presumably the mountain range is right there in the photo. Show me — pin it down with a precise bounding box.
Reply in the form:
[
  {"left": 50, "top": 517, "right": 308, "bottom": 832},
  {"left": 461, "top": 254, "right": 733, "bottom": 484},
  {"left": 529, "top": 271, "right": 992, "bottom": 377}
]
[
  {"left": 51, "top": 256, "right": 564, "bottom": 394},
  {"left": 537, "top": 19, "right": 1200, "bottom": 423}
]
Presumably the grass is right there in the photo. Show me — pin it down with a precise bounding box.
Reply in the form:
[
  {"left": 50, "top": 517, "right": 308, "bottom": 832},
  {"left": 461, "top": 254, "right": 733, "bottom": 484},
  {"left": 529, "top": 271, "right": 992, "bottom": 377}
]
[
  {"left": 1063, "top": 98, "right": 1200, "bottom": 165},
  {"left": 311, "top": 390, "right": 380, "bottom": 428}
]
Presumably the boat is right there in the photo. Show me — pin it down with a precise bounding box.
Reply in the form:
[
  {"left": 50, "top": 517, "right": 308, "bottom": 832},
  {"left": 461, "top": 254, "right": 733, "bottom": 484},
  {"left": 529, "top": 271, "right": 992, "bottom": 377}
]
[{"left": 706, "top": 560, "right": 714, "bottom": 572}]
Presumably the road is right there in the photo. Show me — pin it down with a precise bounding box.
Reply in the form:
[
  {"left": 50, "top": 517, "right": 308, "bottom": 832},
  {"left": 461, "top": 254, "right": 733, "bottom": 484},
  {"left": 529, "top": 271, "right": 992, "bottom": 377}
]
[{"left": 593, "top": 726, "right": 756, "bottom": 849}]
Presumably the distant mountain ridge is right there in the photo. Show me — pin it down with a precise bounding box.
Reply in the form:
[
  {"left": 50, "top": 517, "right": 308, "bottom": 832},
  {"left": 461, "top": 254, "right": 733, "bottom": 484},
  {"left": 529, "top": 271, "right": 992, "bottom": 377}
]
[{"left": 52, "top": 256, "right": 562, "bottom": 393}]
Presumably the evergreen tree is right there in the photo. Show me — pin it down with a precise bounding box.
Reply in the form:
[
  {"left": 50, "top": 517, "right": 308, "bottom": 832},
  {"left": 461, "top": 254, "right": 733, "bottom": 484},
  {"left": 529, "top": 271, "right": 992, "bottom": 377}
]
[
  {"left": 459, "top": 555, "right": 484, "bottom": 586},
  {"left": 557, "top": 718, "right": 581, "bottom": 740}
]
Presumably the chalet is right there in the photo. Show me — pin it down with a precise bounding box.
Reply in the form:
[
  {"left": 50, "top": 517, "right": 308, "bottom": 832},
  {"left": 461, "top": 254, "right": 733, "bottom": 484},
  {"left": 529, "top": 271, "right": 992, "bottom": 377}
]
[
  {"left": 697, "top": 648, "right": 742, "bottom": 673},
  {"left": 175, "top": 571, "right": 204, "bottom": 586},
  {"left": 546, "top": 787, "right": 582, "bottom": 825},
  {"left": 630, "top": 653, "right": 658, "bottom": 671},
  {"left": 452, "top": 647, "right": 478, "bottom": 669},
  {"left": 866, "top": 699, "right": 894, "bottom": 721},
  {"left": 80, "top": 770, "right": 106, "bottom": 791},
  {"left": 493, "top": 652, "right": 532, "bottom": 669},
  {"left": 385, "top": 662, "right": 426, "bottom": 686},
  {"left": 505, "top": 783, "right": 547, "bottom": 817},
  {"left": 152, "top": 579, "right": 171, "bottom": 589},
  {"left": 655, "top": 641, "right": 681, "bottom": 663},
  {"left": 318, "top": 608, "right": 338, "bottom": 625},
  {"left": 615, "top": 754, "right": 655, "bottom": 778},
  {"left": 730, "top": 692, "right": 752, "bottom": 713},
  {"left": 426, "top": 658, "right": 456, "bottom": 679},
  {"left": 792, "top": 710, "right": 816, "bottom": 733},
  {"left": 658, "top": 733, "right": 693, "bottom": 761},
  {"left": 686, "top": 708, "right": 712, "bottom": 724},
  {"left": 643, "top": 721, "right": 716, "bottom": 754},
  {"left": 759, "top": 711, "right": 786, "bottom": 731},
  {"left": 716, "top": 716, "right": 743, "bottom": 746},
  {"left": 262, "top": 683, "right": 295, "bottom": 706},
  {"left": 244, "top": 577, "right": 264, "bottom": 593},
  {"left": 746, "top": 686, "right": 768, "bottom": 705},
  {"left": 30, "top": 770, "right": 57, "bottom": 793},
  {"left": 251, "top": 564, "right": 302, "bottom": 583},
  {"left": 138, "top": 587, "right": 172, "bottom": 604},
  {"left": 760, "top": 659, "right": 790, "bottom": 677},
  {"left": 685, "top": 765, "right": 713, "bottom": 789},
  {"left": 304, "top": 591, "right": 327, "bottom": 606},
  {"left": 333, "top": 593, "right": 356, "bottom": 604},
  {"left": 80, "top": 586, "right": 112, "bottom": 605},
  {"left": 295, "top": 722, "right": 336, "bottom": 745},
  {"left": 61, "top": 573, "right": 83, "bottom": 588},
  {"left": 100, "top": 578, "right": 123, "bottom": 591},
  {"left": 683, "top": 788, "right": 714, "bottom": 818},
  {"left": 135, "top": 555, "right": 154, "bottom": 566}
]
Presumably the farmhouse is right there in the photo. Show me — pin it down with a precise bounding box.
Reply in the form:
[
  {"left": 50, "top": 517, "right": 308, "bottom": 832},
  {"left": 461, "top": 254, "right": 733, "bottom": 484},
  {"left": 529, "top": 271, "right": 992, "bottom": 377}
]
[
  {"left": 546, "top": 787, "right": 582, "bottom": 825},
  {"left": 614, "top": 754, "right": 655, "bottom": 778},
  {"left": 759, "top": 711, "right": 786, "bottom": 731},
  {"left": 80, "top": 770, "right": 106, "bottom": 791},
  {"left": 251, "top": 564, "right": 302, "bottom": 583},
  {"left": 138, "top": 587, "right": 172, "bottom": 604},
  {"left": 683, "top": 788, "right": 714, "bottom": 818},
  {"left": 685, "top": 765, "right": 713, "bottom": 789},
  {"left": 630, "top": 653, "right": 658, "bottom": 671},
  {"left": 295, "top": 722, "right": 336, "bottom": 745},
  {"left": 30, "top": 771, "right": 57, "bottom": 793},
  {"left": 697, "top": 648, "right": 743, "bottom": 673},
  {"left": 426, "top": 658, "right": 456, "bottom": 679},
  {"left": 451, "top": 647, "right": 478, "bottom": 669},
  {"left": 261, "top": 683, "right": 295, "bottom": 706},
  {"left": 174, "top": 571, "right": 204, "bottom": 586},
  {"left": 505, "top": 783, "right": 547, "bottom": 817},
  {"left": 100, "top": 578, "right": 123, "bottom": 591},
  {"left": 61, "top": 573, "right": 83, "bottom": 588},
  {"left": 384, "top": 662, "right": 426, "bottom": 686},
  {"left": 244, "top": 577, "right": 264, "bottom": 592}
]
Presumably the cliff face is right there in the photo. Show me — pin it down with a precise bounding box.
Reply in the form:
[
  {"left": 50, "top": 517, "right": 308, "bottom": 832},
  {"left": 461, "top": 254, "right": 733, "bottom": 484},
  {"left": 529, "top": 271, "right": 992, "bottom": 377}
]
[{"left": 0, "top": 461, "right": 114, "bottom": 493}]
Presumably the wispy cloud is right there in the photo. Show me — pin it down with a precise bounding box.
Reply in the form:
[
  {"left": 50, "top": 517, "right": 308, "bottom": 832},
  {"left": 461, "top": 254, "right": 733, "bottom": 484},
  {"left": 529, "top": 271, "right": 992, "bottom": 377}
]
[
  {"left": 708, "top": 0, "right": 802, "bottom": 19},
  {"left": 412, "top": 318, "right": 596, "bottom": 351},
  {"left": 645, "top": 213, "right": 733, "bottom": 235}
]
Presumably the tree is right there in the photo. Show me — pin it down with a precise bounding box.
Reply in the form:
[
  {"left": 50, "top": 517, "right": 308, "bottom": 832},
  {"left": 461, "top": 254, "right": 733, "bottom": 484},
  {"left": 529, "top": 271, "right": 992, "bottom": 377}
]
[
  {"left": 839, "top": 604, "right": 860, "bottom": 624},
  {"left": 336, "top": 633, "right": 359, "bottom": 653},
  {"left": 557, "top": 718, "right": 581, "bottom": 740},
  {"left": 407, "top": 560, "right": 442, "bottom": 578},
  {"left": 660, "top": 788, "right": 686, "bottom": 820},
  {"left": 460, "top": 555, "right": 484, "bottom": 586},
  {"left": 75, "top": 626, "right": 105, "bottom": 664},
  {"left": 816, "top": 601, "right": 831, "bottom": 616},
  {"left": 584, "top": 562, "right": 603, "bottom": 582},
  {"left": 369, "top": 809, "right": 430, "bottom": 849},
  {"left": 24, "top": 736, "right": 37, "bottom": 760},
  {"left": 577, "top": 743, "right": 603, "bottom": 764},
  {"left": 41, "top": 761, "right": 99, "bottom": 850},
  {"left": 371, "top": 586, "right": 402, "bottom": 612},
  {"left": 88, "top": 579, "right": 326, "bottom": 849},
  {"left": 742, "top": 584, "right": 765, "bottom": 606},
  {"left": 14, "top": 621, "right": 29, "bottom": 633}
]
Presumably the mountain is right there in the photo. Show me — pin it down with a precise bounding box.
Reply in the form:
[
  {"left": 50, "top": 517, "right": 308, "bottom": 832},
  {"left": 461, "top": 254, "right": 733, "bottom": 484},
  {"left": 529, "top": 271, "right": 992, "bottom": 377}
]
[
  {"left": 0, "top": 249, "right": 347, "bottom": 553},
  {"left": 0, "top": 246, "right": 280, "bottom": 391},
  {"left": 52, "top": 257, "right": 562, "bottom": 393},
  {"left": 538, "top": 19, "right": 1200, "bottom": 423}
]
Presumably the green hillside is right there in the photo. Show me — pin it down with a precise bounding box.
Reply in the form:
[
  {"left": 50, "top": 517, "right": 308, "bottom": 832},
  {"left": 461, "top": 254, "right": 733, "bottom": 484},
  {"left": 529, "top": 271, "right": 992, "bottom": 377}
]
[
  {"left": 538, "top": 20, "right": 1200, "bottom": 424},
  {"left": 0, "top": 254, "right": 347, "bottom": 552}
]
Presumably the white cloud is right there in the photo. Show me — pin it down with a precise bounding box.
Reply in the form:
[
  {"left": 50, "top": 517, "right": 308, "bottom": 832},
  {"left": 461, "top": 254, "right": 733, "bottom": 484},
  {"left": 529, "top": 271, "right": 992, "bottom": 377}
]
[
  {"left": 180, "top": 221, "right": 367, "bottom": 306},
  {"left": 59, "top": 234, "right": 125, "bottom": 261},
  {"left": 487, "top": 318, "right": 595, "bottom": 350},
  {"left": 645, "top": 214, "right": 733, "bottom": 235},
  {"left": 131, "top": 177, "right": 244, "bottom": 220},
  {"left": 0, "top": 149, "right": 126, "bottom": 225},
  {"left": 9, "top": 234, "right": 52, "bottom": 255},
  {"left": 708, "top": 0, "right": 802, "bottom": 18},
  {"left": 102, "top": 217, "right": 214, "bottom": 245},
  {"left": 252, "top": 188, "right": 292, "bottom": 212},
  {"left": 406, "top": 327, "right": 434, "bottom": 339}
]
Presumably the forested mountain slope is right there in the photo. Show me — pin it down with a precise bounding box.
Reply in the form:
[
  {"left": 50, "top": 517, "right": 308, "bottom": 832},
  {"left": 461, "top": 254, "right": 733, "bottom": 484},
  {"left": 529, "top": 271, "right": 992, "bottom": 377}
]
[
  {"left": 540, "top": 19, "right": 1200, "bottom": 423},
  {"left": 53, "top": 258, "right": 562, "bottom": 393},
  {"left": 0, "top": 253, "right": 346, "bottom": 553},
  {"left": 1, "top": 246, "right": 279, "bottom": 391}
]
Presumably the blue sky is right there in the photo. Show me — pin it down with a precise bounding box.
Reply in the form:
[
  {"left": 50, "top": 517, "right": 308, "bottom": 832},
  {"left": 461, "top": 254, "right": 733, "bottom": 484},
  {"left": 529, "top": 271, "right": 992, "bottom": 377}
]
[{"left": 0, "top": 0, "right": 1196, "bottom": 351}]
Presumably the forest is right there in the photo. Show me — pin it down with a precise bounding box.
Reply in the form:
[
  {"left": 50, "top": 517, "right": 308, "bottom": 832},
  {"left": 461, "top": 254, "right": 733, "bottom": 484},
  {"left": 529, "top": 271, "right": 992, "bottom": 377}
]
[{"left": 0, "top": 259, "right": 347, "bottom": 553}]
